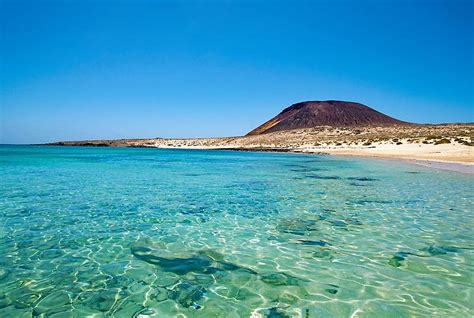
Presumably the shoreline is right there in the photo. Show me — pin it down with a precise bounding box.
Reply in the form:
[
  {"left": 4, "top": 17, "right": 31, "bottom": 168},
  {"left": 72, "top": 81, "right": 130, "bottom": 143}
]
[
  {"left": 138, "top": 144, "right": 474, "bottom": 174},
  {"left": 42, "top": 124, "right": 474, "bottom": 174},
  {"left": 326, "top": 153, "right": 474, "bottom": 175},
  {"left": 200, "top": 147, "right": 474, "bottom": 175},
  {"left": 40, "top": 143, "right": 474, "bottom": 175},
  {"left": 411, "top": 159, "right": 474, "bottom": 174}
]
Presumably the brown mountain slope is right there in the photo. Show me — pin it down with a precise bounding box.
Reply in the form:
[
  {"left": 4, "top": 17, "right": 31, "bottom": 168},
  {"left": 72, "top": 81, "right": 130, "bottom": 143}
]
[{"left": 247, "top": 100, "right": 408, "bottom": 135}]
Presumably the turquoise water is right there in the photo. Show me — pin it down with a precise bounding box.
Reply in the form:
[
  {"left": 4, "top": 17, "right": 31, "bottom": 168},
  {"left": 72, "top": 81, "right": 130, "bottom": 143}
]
[{"left": 0, "top": 145, "right": 473, "bottom": 317}]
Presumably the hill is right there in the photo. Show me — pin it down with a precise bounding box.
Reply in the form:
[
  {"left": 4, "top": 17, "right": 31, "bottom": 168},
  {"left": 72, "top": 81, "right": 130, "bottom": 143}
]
[{"left": 247, "top": 100, "right": 407, "bottom": 135}]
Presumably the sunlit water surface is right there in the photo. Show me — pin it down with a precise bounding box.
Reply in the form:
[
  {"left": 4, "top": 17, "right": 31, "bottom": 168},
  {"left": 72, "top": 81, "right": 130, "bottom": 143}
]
[{"left": 0, "top": 146, "right": 473, "bottom": 317}]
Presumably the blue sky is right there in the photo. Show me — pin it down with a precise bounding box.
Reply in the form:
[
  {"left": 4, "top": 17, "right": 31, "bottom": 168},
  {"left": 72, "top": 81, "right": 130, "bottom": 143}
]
[{"left": 1, "top": 0, "right": 473, "bottom": 144}]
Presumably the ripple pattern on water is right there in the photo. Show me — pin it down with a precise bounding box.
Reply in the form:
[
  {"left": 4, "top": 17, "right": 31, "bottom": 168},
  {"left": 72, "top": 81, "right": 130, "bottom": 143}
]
[{"left": 0, "top": 145, "right": 473, "bottom": 317}]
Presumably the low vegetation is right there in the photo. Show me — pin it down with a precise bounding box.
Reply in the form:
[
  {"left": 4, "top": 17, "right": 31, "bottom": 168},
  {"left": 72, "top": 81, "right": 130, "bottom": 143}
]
[
  {"left": 434, "top": 138, "right": 451, "bottom": 145},
  {"left": 50, "top": 124, "right": 473, "bottom": 151}
]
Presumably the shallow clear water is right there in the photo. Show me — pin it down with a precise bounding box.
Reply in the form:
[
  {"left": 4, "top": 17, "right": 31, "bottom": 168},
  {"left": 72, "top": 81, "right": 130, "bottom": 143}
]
[{"left": 0, "top": 145, "right": 473, "bottom": 317}]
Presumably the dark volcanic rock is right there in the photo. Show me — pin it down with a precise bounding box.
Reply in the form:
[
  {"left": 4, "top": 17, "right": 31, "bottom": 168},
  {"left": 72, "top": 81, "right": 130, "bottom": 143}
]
[{"left": 247, "top": 100, "right": 407, "bottom": 135}]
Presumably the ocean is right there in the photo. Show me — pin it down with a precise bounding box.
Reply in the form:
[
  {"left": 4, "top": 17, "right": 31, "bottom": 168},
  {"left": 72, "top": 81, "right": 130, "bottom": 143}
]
[{"left": 0, "top": 145, "right": 472, "bottom": 317}]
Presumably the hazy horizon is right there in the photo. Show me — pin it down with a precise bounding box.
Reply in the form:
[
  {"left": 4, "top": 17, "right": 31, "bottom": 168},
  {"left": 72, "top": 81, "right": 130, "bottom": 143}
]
[{"left": 1, "top": 0, "right": 473, "bottom": 144}]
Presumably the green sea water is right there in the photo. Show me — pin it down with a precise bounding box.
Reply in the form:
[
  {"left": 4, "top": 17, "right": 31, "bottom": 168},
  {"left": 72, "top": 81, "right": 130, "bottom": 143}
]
[{"left": 0, "top": 145, "right": 473, "bottom": 317}]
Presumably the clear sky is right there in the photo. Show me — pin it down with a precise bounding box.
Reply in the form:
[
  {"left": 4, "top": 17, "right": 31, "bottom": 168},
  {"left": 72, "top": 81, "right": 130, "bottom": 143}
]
[{"left": 1, "top": 0, "right": 473, "bottom": 144}]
